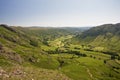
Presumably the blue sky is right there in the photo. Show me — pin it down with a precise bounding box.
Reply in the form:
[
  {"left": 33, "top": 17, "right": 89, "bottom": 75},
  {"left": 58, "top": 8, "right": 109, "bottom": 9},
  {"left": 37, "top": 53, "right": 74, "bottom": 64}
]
[{"left": 0, "top": 0, "right": 120, "bottom": 27}]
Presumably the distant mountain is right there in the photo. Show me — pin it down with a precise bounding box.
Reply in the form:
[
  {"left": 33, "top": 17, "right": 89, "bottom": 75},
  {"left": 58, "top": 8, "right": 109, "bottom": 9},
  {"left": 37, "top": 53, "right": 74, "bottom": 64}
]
[
  {"left": 60, "top": 27, "right": 91, "bottom": 34},
  {"left": 73, "top": 23, "right": 120, "bottom": 52},
  {"left": 29, "top": 27, "right": 91, "bottom": 34}
]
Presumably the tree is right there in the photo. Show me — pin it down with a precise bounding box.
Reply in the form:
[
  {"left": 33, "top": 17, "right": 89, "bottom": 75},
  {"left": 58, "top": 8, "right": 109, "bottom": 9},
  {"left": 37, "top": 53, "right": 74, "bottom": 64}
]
[
  {"left": 0, "top": 43, "right": 3, "bottom": 50},
  {"left": 93, "top": 56, "right": 96, "bottom": 59},
  {"left": 111, "top": 55, "right": 115, "bottom": 60},
  {"left": 30, "top": 39, "right": 38, "bottom": 47},
  {"left": 118, "top": 56, "right": 120, "bottom": 60},
  {"left": 90, "top": 55, "right": 93, "bottom": 58},
  {"left": 82, "top": 54, "right": 87, "bottom": 57},
  {"left": 57, "top": 58, "right": 64, "bottom": 68},
  {"left": 104, "top": 60, "right": 107, "bottom": 64}
]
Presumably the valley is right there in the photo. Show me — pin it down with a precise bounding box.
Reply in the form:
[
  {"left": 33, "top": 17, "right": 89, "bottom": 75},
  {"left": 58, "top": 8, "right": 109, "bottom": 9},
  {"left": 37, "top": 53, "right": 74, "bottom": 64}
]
[{"left": 0, "top": 24, "right": 120, "bottom": 80}]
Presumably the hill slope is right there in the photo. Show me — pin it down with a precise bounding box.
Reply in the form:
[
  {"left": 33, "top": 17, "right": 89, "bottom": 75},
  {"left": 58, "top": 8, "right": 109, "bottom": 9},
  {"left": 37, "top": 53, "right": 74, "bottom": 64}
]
[
  {"left": 0, "top": 24, "right": 120, "bottom": 80},
  {"left": 74, "top": 23, "right": 120, "bottom": 53},
  {"left": 0, "top": 24, "right": 73, "bottom": 80}
]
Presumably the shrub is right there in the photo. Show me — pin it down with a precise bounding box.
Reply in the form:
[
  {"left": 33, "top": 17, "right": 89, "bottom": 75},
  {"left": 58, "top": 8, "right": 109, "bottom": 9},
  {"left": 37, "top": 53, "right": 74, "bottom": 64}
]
[
  {"left": 118, "top": 56, "right": 120, "bottom": 60},
  {"left": 104, "top": 60, "right": 106, "bottom": 64},
  {"left": 111, "top": 55, "right": 115, "bottom": 60},
  {"left": 0, "top": 43, "right": 3, "bottom": 50},
  {"left": 30, "top": 39, "right": 38, "bottom": 47}
]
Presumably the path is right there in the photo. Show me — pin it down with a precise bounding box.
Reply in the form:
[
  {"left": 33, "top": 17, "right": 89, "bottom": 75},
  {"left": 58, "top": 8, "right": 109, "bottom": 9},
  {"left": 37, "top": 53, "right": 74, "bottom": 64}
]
[{"left": 82, "top": 65, "right": 97, "bottom": 80}]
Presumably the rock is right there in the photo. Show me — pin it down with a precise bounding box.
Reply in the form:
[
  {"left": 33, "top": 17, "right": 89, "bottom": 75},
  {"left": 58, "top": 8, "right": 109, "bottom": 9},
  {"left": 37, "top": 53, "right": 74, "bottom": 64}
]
[
  {"left": 0, "top": 67, "right": 9, "bottom": 78},
  {"left": 4, "top": 74, "right": 9, "bottom": 78}
]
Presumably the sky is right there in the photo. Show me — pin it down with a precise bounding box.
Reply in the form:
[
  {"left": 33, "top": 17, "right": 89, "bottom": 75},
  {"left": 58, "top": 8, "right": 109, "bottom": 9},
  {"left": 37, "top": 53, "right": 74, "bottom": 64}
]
[{"left": 0, "top": 0, "right": 120, "bottom": 27}]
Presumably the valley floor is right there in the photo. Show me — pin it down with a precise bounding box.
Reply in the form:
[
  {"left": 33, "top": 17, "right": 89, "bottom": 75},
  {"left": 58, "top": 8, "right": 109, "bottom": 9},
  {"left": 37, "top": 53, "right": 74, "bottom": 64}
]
[{"left": 0, "top": 33, "right": 120, "bottom": 80}]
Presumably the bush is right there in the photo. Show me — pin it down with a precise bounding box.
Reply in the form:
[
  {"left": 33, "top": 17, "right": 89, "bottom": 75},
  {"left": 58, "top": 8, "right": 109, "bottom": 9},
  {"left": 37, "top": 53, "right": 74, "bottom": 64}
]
[
  {"left": 47, "top": 50, "right": 57, "bottom": 54},
  {"left": 102, "top": 51, "right": 118, "bottom": 56},
  {"left": 74, "top": 47, "right": 80, "bottom": 50},
  {"left": 118, "top": 56, "right": 120, "bottom": 60},
  {"left": 111, "top": 55, "right": 115, "bottom": 60},
  {"left": 67, "top": 50, "right": 87, "bottom": 57},
  {"left": 0, "top": 43, "right": 3, "bottom": 50},
  {"left": 0, "top": 24, "right": 16, "bottom": 33},
  {"left": 104, "top": 60, "right": 107, "bottom": 64},
  {"left": 30, "top": 39, "right": 38, "bottom": 47}
]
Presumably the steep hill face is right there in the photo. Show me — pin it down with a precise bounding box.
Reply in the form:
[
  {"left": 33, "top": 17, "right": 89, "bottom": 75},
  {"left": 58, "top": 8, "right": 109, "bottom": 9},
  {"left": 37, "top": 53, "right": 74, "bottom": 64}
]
[
  {"left": 74, "top": 23, "right": 120, "bottom": 52},
  {"left": 0, "top": 24, "right": 71, "bottom": 68},
  {"left": 0, "top": 24, "right": 72, "bottom": 46},
  {"left": 0, "top": 25, "right": 35, "bottom": 47},
  {"left": 0, "top": 25, "right": 39, "bottom": 64},
  {"left": 80, "top": 23, "right": 120, "bottom": 38}
]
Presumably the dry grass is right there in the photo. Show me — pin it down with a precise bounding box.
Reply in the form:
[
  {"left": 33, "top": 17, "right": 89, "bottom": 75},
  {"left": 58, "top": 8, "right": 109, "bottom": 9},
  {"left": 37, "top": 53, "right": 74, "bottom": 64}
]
[{"left": 0, "top": 66, "right": 72, "bottom": 80}]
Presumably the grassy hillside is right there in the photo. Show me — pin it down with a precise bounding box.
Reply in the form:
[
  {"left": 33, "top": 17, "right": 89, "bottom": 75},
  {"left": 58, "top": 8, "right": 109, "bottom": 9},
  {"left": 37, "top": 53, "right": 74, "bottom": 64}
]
[
  {"left": 0, "top": 24, "right": 73, "bottom": 80},
  {"left": 0, "top": 24, "right": 120, "bottom": 80},
  {"left": 73, "top": 23, "right": 120, "bottom": 53}
]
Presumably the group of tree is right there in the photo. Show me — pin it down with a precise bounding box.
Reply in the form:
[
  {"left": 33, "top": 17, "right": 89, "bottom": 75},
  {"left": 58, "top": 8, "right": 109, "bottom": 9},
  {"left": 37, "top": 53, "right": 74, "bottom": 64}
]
[
  {"left": 30, "top": 39, "right": 38, "bottom": 47},
  {"left": 0, "top": 43, "right": 3, "bottom": 50},
  {"left": 46, "top": 49, "right": 87, "bottom": 57},
  {"left": 67, "top": 50, "right": 87, "bottom": 57}
]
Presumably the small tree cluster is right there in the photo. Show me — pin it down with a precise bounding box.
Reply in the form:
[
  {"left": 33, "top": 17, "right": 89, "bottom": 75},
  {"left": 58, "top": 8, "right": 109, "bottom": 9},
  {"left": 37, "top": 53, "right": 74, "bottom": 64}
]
[
  {"left": 30, "top": 39, "right": 38, "bottom": 47},
  {"left": 57, "top": 58, "right": 64, "bottom": 68},
  {"left": 47, "top": 50, "right": 57, "bottom": 54},
  {"left": 0, "top": 43, "right": 3, "bottom": 50},
  {"left": 118, "top": 56, "right": 120, "bottom": 60},
  {"left": 104, "top": 60, "right": 107, "bottom": 64},
  {"left": 68, "top": 50, "right": 87, "bottom": 57},
  {"left": 111, "top": 55, "right": 116, "bottom": 60}
]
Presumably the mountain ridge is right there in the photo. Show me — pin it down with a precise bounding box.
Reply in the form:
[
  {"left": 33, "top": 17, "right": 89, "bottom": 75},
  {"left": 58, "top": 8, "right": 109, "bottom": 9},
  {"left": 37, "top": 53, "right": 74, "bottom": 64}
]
[{"left": 73, "top": 23, "right": 120, "bottom": 53}]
